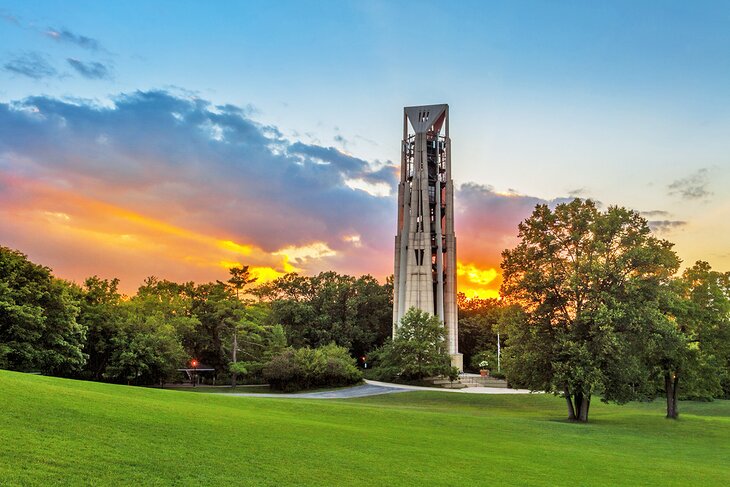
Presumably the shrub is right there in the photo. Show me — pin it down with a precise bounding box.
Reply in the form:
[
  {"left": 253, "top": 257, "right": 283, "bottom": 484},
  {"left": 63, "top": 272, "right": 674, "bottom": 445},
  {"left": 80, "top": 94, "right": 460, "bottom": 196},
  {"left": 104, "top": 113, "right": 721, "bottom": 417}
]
[
  {"left": 470, "top": 351, "right": 497, "bottom": 372},
  {"left": 373, "top": 307, "right": 452, "bottom": 382},
  {"left": 263, "top": 343, "right": 362, "bottom": 392}
]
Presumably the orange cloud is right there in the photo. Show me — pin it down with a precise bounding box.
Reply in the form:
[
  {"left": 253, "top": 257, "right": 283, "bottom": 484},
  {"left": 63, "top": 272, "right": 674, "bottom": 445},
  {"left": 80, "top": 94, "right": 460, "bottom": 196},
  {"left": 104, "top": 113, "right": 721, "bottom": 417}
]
[
  {"left": 0, "top": 173, "right": 334, "bottom": 292},
  {"left": 456, "top": 261, "right": 501, "bottom": 300},
  {"left": 3, "top": 171, "right": 511, "bottom": 298},
  {"left": 457, "top": 262, "right": 498, "bottom": 285}
]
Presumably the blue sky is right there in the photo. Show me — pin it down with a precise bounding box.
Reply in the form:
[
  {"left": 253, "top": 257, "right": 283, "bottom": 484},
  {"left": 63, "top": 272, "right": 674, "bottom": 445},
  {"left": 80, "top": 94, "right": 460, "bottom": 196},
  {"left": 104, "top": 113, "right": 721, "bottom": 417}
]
[{"left": 1, "top": 0, "right": 729, "bottom": 293}]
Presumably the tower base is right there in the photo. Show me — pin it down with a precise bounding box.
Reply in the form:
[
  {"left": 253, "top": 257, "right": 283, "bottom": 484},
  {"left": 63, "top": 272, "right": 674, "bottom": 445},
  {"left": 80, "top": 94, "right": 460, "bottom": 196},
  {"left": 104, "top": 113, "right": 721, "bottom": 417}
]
[{"left": 451, "top": 353, "right": 463, "bottom": 372}]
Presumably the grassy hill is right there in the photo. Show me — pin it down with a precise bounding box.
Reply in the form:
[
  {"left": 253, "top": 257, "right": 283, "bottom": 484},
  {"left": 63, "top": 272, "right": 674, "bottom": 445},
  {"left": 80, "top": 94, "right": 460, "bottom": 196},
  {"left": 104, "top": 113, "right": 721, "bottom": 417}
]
[{"left": 1, "top": 370, "right": 729, "bottom": 486}]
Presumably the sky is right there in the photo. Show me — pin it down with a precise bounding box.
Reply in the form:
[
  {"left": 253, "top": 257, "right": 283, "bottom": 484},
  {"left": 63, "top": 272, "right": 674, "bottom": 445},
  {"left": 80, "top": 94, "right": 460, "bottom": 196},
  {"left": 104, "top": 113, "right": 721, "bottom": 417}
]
[{"left": 1, "top": 1, "right": 729, "bottom": 297}]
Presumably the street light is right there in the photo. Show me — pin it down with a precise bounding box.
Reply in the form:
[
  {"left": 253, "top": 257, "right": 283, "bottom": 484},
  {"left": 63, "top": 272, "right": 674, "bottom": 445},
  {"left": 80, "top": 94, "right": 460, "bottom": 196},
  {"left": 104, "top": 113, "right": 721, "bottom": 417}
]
[{"left": 191, "top": 359, "right": 199, "bottom": 387}]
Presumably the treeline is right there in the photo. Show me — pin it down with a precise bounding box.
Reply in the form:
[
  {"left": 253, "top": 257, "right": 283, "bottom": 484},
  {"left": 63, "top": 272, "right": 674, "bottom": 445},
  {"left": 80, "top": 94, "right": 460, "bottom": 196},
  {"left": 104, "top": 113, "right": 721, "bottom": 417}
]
[
  {"left": 0, "top": 246, "right": 392, "bottom": 389},
  {"left": 2, "top": 198, "right": 729, "bottom": 419}
]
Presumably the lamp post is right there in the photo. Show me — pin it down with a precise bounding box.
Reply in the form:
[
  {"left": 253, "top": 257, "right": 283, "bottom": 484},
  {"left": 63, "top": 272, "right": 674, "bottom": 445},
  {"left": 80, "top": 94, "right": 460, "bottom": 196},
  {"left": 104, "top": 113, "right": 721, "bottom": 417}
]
[
  {"left": 497, "top": 333, "right": 501, "bottom": 373},
  {"left": 191, "top": 359, "right": 199, "bottom": 387}
]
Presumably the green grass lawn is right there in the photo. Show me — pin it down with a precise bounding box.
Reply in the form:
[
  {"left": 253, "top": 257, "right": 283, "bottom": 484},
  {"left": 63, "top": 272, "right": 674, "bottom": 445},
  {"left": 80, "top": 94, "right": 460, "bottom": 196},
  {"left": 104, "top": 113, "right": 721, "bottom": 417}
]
[
  {"left": 163, "top": 384, "right": 273, "bottom": 394},
  {"left": 1, "top": 370, "right": 729, "bottom": 486},
  {"left": 163, "top": 383, "right": 359, "bottom": 394}
]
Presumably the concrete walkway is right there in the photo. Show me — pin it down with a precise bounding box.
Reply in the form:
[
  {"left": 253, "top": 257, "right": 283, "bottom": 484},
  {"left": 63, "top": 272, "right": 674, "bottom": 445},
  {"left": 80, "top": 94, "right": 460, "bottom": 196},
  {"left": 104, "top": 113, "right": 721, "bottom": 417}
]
[
  {"left": 364, "top": 379, "right": 535, "bottom": 395},
  {"left": 223, "top": 379, "right": 535, "bottom": 399},
  {"left": 226, "top": 382, "right": 407, "bottom": 399}
]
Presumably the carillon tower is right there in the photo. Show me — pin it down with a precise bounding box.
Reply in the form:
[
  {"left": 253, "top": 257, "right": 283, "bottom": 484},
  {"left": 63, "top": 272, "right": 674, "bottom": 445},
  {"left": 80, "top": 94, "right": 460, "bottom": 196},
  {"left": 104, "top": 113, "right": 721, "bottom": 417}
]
[{"left": 393, "top": 104, "right": 461, "bottom": 370}]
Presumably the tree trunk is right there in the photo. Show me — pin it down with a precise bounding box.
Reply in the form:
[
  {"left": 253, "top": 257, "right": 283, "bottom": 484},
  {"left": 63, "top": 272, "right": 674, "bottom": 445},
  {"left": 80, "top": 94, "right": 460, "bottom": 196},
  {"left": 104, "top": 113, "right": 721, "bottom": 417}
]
[
  {"left": 666, "top": 373, "right": 679, "bottom": 419},
  {"left": 231, "top": 331, "right": 238, "bottom": 388},
  {"left": 564, "top": 385, "right": 577, "bottom": 421},
  {"left": 578, "top": 394, "right": 591, "bottom": 422},
  {"left": 573, "top": 391, "right": 583, "bottom": 422},
  {"left": 567, "top": 390, "right": 590, "bottom": 422}
]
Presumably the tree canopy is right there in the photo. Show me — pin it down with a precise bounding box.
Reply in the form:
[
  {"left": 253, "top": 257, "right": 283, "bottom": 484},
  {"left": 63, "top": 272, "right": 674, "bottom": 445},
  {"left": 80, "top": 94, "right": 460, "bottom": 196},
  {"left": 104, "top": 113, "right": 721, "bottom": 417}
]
[
  {"left": 500, "top": 199, "right": 680, "bottom": 422},
  {"left": 254, "top": 271, "right": 392, "bottom": 358},
  {"left": 0, "top": 246, "right": 86, "bottom": 374},
  {"left": 0, "top": 247, "right": 391, "bottom": 391},
  {"left": 374, "top": 307, "right": 452, "bottom": 381}
]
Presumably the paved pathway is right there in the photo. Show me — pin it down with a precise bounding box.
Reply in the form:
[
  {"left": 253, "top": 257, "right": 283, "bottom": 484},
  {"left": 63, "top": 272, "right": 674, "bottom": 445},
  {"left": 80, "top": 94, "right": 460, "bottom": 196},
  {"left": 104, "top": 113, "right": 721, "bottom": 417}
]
[
  {"left": 223, "top": 379, "right": 534, "bottom": 399},
  {"left": 226, "top": 382, "right": 407, "bottom": 399},
  {"left": 365, "top": 379, "right": 535, "bottom": 395}
]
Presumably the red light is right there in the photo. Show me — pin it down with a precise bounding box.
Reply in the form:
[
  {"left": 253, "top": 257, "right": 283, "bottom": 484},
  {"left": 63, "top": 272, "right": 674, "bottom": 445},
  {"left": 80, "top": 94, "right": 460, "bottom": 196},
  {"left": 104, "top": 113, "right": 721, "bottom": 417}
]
[{"left": 191, "top": 360, "right": 199, "bottom": 368}]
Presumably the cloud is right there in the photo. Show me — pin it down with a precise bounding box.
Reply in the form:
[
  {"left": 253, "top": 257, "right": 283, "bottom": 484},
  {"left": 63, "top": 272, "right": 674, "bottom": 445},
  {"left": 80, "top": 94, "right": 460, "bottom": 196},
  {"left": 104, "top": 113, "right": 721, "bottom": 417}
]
[
  {"left": 453, "top": 183, "right": 575, "bottom": 297},
  {"left": 333, "top": 133, "right": 349, "bottom": 149},
  {"left": 668, "top": 168, "right": 712, "bottom": 200},
  {"left": 0, "top": 90, "right": 398, "bottom": 289},
  {"left": 1, "top": 10, "right": 20, "bottom": 25},
  {"left": 3, "top": 52, "right": 57, "bottom": 79},
  {"left": 568, "top": 187, "right": 588, "bottom": 197},
  {"left": 456, "top": 183, "right": 572, "bottom": 252},
  {"left": 287, "top": 142, "right": 395, "bottom": 187},
  {"left": 640, "top": 210, "right": 670, "bottom": 218},
  {"left": 67, "top": 58, "right": 112, "bottom": 79},
  {"left": 45, "top": 28, "right": 101, "bottom": 51},
  {"left": 647, "top": 220, "right": 687, "bottom": 233},
  {"left": 0, "top": 89, "right": 581, "bottom": 298}
]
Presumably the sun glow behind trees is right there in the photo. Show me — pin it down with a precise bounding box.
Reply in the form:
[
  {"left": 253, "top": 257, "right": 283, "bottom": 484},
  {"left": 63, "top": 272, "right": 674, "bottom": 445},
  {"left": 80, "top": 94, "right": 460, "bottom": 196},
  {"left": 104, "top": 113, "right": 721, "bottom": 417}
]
[{"left": 2, "top": 167, "right": 503, "bottom": 296}]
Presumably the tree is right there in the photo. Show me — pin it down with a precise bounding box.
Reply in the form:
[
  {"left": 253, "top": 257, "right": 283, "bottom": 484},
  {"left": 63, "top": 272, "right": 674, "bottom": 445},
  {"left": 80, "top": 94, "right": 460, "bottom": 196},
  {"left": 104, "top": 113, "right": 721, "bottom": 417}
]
[
  {"left": 226, "top": 266, "right": 257, "bottom": 386},
  {"left": 680, "top": 262, "right": 730, "bottom": 400},
  {"left": 227, "top": 265, "right": 257, "bottom": 300},
  {"left": 254, "top": 272, "right": 392, "bottom": 357},
  {"left": 501, "top": 200, "right": 680, "bottom": 422},
  {"left": 191, "top": 282, "right": 232, "bottom": 373},
  {"left": 227, "top": 301, "right": 267, "bottom": 386},
  {"left": 0, "top": 246, "right": 87, "bottom": 374},
  {"left": 102, "top": 281, "right": 192, "bottom": 386},
  {"left": 653, "top": 261, "right": 730, "bottom": 418},
  {"left": 375, "top": 307, "right": 451, "bottom": 381},
  {"left": 104, "top": 313, "right": 186, "bottom": 386},
  {"left": 77, "top": 276, "right": 125, "bottom": 380},
  {"left": 457, "top": 294, "right": 504, "bottom": 371}
]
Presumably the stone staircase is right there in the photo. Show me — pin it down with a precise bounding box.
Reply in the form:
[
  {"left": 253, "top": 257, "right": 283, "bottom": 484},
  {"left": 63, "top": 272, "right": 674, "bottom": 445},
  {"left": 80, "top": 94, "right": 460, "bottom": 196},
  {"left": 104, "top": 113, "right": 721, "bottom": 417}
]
[
  {"left": 426, "top": 377, "right": 468, "bottom": 389},
  {"left": 422, "top": 373, "right": 509, "bottom": 389},
  {"left": 458, "top": 374, "right": 509, "bottom": 388}
]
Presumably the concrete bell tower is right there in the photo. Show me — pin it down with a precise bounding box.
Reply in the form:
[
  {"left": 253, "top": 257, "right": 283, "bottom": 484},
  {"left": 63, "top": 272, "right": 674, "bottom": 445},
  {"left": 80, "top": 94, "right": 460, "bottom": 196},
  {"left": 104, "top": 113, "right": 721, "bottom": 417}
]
[{"left": 393, "top": 104, "right": 462, "bottom": 371}]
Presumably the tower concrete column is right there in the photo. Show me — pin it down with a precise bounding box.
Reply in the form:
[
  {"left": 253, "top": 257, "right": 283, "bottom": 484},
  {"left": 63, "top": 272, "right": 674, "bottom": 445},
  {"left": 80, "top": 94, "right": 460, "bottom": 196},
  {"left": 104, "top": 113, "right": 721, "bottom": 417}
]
[{"left": 393, "top": 104, "right": 462, "bottom": 370}]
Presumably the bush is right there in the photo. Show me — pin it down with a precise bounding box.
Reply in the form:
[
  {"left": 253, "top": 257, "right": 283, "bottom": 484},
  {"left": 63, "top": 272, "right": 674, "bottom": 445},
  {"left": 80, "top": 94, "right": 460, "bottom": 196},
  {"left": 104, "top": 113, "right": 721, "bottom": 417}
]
[
  {"left": 470, "top": 350, "right": 497, "bottom": 372},
  {"left": 263, "top": 343, "right": 362, "bottom": 392},
  {"left": 372, "top": 307, "right": 452, "bottom": 382}
]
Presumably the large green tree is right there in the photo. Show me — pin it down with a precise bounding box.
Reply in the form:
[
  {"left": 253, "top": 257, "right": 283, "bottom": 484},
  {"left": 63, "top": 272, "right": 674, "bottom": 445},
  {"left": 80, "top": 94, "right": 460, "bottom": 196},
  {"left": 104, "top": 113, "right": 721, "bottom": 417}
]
[
  {"left": 375, "top": 307, "right": 452, "bottom": 381},
  {"left": 501, "top": 200, "right": 680, "bottom": 422},
  {"left": 652, "top": 261, "right": 730, "bottom": 418},
  {"left": 103, "top": 278, "right": 194, "bottom": 385},
  {"left": 104, "top": 314, "right": 186, "bottom": 386},
  {"left": 0, "top": 246, "right": 86, "bottom": 374}
]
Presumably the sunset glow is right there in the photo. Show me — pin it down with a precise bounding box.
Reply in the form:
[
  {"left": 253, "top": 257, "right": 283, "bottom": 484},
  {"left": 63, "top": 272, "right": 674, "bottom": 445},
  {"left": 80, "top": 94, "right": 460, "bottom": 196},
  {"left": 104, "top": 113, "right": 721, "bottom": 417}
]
[
  {"left": 1, "top": 2, "right": 728, "bottom": 297},
  {"left": 456, "top": 262, "right": 501, "bottom": 300}
]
